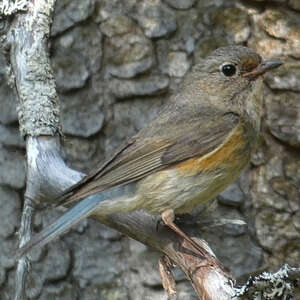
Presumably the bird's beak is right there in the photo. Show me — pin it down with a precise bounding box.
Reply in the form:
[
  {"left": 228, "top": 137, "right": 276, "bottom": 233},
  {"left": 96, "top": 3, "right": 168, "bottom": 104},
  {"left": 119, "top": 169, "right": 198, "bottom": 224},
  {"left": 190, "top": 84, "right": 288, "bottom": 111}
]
[{"left": 243, "top": 60, "right": 283, "bottom": 79}]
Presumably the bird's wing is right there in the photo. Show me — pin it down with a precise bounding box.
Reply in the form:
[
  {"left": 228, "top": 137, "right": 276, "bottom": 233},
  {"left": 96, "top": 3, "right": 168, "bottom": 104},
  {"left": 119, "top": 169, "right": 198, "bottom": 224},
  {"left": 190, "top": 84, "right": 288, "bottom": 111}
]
[{"left": 58, "top": 110, "right": 240, "bottom": 206}]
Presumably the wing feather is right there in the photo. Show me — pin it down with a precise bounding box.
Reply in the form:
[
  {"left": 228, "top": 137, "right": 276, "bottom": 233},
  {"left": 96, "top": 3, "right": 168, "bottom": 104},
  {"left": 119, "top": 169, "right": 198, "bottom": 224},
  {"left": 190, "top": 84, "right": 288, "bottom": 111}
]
[{"left": 58, "top": 109, "right": 240, "bottom": 206}]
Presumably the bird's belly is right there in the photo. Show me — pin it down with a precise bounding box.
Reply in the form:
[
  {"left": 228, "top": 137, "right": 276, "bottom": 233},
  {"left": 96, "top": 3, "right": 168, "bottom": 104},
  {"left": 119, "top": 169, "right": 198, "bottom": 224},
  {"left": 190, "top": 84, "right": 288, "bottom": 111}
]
[
  {"left": 135, "top": 165, "right": 244, "bottom": 215},
  {"left": 92, "top": 160, "right": 247, "bottom": 218}
]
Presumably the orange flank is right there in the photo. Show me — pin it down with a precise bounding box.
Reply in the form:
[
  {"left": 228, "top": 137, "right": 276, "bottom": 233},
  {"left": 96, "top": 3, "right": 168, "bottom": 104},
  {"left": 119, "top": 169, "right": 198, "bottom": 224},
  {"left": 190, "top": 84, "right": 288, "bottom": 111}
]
[{"left": 176, "top": 124, "right": 247, "bottom": 175}]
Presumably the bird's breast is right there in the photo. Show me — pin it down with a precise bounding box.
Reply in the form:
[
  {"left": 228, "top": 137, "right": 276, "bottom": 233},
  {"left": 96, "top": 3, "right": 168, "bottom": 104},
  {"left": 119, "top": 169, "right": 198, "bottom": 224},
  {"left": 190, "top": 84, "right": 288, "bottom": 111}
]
[
  {"left": 136, "top": 122, "right": 255, "bottom": 214},
  {"left": 176, "top": 122, "right": 249, "bottom": 176}
]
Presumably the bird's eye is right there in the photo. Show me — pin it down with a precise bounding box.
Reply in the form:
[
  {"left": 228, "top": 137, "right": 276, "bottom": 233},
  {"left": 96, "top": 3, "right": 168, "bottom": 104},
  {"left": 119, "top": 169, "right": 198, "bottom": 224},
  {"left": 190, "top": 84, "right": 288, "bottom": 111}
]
[{"left": 221, "top": 64, "right": 236, "bottom": 77}]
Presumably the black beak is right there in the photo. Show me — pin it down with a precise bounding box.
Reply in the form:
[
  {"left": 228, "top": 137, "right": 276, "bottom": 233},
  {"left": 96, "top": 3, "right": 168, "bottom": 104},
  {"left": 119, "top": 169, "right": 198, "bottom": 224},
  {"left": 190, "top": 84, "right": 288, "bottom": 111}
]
[{"left": 243, "top": 61, "right": 283, "bottom": 79}]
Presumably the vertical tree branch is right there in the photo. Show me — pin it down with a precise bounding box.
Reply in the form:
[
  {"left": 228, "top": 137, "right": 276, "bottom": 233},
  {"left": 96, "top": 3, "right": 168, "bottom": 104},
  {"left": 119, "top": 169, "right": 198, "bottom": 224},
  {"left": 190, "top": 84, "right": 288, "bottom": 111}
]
[
  {"left": 9, "top": 1, "right": 59, "bottom": 137},
  {"left": 8, "top": 1, "right": 58, "bottom": 299}
]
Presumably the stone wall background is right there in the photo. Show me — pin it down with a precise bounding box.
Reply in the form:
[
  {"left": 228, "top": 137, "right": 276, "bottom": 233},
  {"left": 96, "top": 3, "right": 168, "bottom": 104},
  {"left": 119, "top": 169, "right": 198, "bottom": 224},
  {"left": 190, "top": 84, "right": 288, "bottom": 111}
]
[{"left": 0, "top": 0, "right": 299, "bottom": 299}]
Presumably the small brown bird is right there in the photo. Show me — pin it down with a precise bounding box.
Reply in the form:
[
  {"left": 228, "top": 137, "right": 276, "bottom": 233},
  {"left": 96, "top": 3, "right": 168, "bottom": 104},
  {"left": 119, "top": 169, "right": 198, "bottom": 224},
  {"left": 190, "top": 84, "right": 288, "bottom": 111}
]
[{"left": 17, "top": 46, "right": 282, "bottom": 257}]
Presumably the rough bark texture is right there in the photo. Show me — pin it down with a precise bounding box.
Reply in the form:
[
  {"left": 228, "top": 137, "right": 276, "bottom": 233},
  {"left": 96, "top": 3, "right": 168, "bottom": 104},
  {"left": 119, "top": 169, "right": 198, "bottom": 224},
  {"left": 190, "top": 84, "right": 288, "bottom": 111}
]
[
  {"left": 9, "top": 0, "right": 60, "bottom": 137},
  {"left": 0, "top": 0, "right": 299, "bottom": 299}
]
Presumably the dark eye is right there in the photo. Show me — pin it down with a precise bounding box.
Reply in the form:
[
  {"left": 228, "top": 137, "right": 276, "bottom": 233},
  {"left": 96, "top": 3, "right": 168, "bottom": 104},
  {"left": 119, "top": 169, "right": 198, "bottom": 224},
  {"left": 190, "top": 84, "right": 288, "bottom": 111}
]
[{"left": 221, "top": 64, "right": 236, "bottom": 77}]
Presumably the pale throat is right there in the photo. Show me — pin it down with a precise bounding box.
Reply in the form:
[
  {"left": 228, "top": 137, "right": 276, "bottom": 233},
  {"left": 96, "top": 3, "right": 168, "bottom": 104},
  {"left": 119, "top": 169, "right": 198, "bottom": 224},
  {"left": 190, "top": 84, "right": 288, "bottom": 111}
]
[{"left": 244, "top": 77, "right": 264, "bottom": 132}]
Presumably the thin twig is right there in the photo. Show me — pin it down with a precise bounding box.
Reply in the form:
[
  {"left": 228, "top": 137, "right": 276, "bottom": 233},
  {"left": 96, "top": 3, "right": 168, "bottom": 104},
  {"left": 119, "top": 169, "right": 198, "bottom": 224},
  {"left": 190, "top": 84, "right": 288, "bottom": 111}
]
[
  {"left": 14, "top": 198, "right": 34, "bottom": 300},
  {"left": 159, "top": 256, "right": 177, "bottom": 298}
]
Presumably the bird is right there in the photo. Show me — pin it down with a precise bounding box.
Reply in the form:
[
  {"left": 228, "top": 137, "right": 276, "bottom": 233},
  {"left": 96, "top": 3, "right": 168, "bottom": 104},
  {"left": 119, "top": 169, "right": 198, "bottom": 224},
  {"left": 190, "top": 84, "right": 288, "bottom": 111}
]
[{"left": 17, "top": 45, "right": 283, "bottom": 257}]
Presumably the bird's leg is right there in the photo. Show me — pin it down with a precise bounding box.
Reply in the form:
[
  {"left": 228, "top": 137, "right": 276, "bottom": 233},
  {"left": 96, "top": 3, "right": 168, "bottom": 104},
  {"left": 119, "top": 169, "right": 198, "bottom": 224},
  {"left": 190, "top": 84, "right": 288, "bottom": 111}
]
[
  {"left": 161, "top": 209, "right": 231, "bottom": 280},
  {"left": 161, "top": 209, "right": 209, "bottom": 258}
]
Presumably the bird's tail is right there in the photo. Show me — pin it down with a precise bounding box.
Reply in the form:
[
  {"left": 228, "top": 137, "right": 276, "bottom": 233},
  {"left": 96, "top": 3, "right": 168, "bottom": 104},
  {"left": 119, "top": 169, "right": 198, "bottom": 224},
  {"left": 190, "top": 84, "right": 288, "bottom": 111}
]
[{"left": 16, "top": 194, "right": 104, "bottom": 259}]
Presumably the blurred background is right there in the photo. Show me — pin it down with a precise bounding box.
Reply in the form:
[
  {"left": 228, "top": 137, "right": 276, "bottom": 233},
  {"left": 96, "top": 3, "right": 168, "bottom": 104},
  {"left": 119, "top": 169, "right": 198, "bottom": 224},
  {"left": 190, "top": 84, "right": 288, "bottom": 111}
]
[{"left": 0, "top": 0, "right": 299, "bottom": 299}]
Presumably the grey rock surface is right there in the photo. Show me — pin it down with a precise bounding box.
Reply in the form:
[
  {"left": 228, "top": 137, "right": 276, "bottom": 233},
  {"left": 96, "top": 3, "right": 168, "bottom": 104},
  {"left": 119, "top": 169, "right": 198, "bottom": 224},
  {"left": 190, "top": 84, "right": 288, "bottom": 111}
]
[
  {"left": 163, "top": 0, "right": 196, "bottom": 10},
  {"left": 52, "top": 23, "right": 103, "bottom": 92},
  {"left": 135, "top": 0, "right": 177, "bottom": 38},
  {"left": 218, "top": 182, "right": 245, "bottom": 208},
  {"left": 265, "top": 62, "right": 300, "bottom": 92},
  {"left": 289, "top": 0, "right": 300, "bottom": 11},
  {"left": 0, "top": 69, "right": 18, "bottom": 124},
  {"left": 0, "top": 186, "right": 21, "bottom": 238},
  {"left": 52, "top": 49, "right": 89, "bottom": 92},
  {"left": 51, "top": 0, "right": 95, "bottom": 36},
  {"left": 39, "top": 283, "right": 78, "bottom": 300},
  {"left": 165, "top": 51, "right": 190, "bottom": 77},
  {"left": 25, "top": 240, "right": 71, "bottom": 299},
  {"left": 72, "top": 238, "right": 121, "bottom": 288},
  {"left": 110, "top": 75, "right": 169, "bottom": 99},
  {"left": 1, "top": 0, "right": 299, "bottom": 299},
  {"left": 265, "top": 91, "right": 300, "bottom": 148},
  {"left": 60, "top": 89, "right": 105, "bottom": 138},
  {"left": 0, "top": 124, "right": 25, "bottom": 148},
  {"left": 0, "top": 238, "right": 17, "bottom": 276},
  {"left": 100, "top": 15, "right": 135, "bottom": 38},
  {"left": 210, "top": 7, "right": 251, "bottom": 44},
  {"left": 106, "top": 32, "right": 154, "bottom": 79},
  {"left": 0, "top": 146, "right": 25, "bottom": 189}
]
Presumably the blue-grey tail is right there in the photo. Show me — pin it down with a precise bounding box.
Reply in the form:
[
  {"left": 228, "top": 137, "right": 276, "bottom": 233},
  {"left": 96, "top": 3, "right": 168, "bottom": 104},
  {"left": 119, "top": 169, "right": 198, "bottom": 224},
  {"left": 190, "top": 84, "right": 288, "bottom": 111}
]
[{"left": 16, "top": 194, "right": 104, "bottom": 259}]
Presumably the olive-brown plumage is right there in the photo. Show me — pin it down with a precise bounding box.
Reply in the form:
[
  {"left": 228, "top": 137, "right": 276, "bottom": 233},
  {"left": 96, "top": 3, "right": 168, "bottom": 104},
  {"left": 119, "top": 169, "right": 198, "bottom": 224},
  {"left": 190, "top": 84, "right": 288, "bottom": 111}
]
[{"left": 17, "top": 46, "right": 283, "bottom": 257}]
